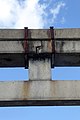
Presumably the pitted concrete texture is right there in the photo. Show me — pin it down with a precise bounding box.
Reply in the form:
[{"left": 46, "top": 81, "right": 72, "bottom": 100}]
[
  {"left": 29, "top": 58, "right": 51, "bottom": 80},
  {"left": 0, "top": 81, "right": 80, "bottom": 101},
  {"left": 0, "top": 28, "right": 80, "bottom": 39}
]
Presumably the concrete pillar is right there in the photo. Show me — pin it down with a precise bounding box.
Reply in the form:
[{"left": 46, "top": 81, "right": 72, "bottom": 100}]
[{"left": 29, "top": 58, "right": 51, "bottom": 81}]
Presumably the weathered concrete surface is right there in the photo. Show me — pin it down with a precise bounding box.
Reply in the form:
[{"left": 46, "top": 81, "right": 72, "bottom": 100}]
[
  {"left": 0, "top": 29, "right": 80, "bottom": 54},
  {"left": 52, "top": 53, "right": 80, "bottom": 67},
  {"left": 0, "top": 80, "right": 80, "bottom": 106},
  {"left": 0, "top": 40, "right": 80, "bottom": 53},
  {"left": 0, "top": 80, "right": 80, "bottom": 100},
  {"left": 0, "top": 53, "right": 25, "bottom": 67},
  {"left": 28, "top": 40, "right": 52, "bottom": 53},
  {"left": 29, "top": 59, "right": 51, "bottom": 80},
  {"left": 54, "top": 28, "right": 80, "bottom": 39},
  {"left": 0, "top": 53, "right": 80, "bottom": 67},
  {"left": 0, "top": 29, "right": 24, "bottom": 39},
  {"left": 0, "top": 40, "right": 52, "bottom": 53},
  {"left": 0, "top": 28, "right": 80, "bottom": 67},
  {"left": 0, "top": 28, "right": 80, "bottom": 39},
  {"left": 0, "top": 41, "right": 24, "bottom": 53},
  {"left": 55, "top": 41, "right": 80, "bottom": 53}
]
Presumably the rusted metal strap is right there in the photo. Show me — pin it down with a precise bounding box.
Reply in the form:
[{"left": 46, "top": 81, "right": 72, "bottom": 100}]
[
  {"left": 50, "top": 27, "right": 55, "bottom": 53},
  {"left": 24, "top": 27, "right": 28, "bottom": 69},
  {"left": 24, "top": 27, "right": 28, "bottom": 52},
  {"left": 50, "top": 27, "right": 55, "bottom": 68}
]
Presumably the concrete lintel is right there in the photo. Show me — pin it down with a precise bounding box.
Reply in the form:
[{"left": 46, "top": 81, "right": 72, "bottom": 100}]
[
  {"left": 0, "top": 80, "right": 80, "bottom": 106},
  {"left": 0, "top": 40, "right": 80, "bottom": 54},
  {"left": 0, "top": 28, "right": 80, "bottom": 39},
  {"left": 0, "top": 28, "right": 80, "bottom": 67},
  {"left": 0, "top": 53, "right": 80, "bottom": 67}
]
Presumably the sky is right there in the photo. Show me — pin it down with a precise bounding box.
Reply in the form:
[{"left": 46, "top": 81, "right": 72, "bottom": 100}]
[{"left": 0, "top": 0, "right": 80, "bottom": 120}]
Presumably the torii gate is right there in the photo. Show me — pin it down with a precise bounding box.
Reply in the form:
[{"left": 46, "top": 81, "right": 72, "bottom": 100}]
[{"left": 0, "top": 27, "right": 80, "bottom": 106}]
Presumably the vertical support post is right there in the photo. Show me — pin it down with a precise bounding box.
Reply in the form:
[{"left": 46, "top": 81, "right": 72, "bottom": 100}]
[
  {"left": 29, "top": 58, "right": 51, "bottom": 81},
  {"left": 28, "top": 27, "right": 53, "bottom": 81}
]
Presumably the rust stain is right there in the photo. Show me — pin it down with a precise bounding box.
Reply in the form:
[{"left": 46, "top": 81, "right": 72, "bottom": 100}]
[
  {"left": 48, "top": 40, "right": 52, "bottom": 52},
  {"left": 22, "top": 81, "right": 30, "bottom": 100},
  {"left": 50, "top": 81, "right": 57, "bottom": 99},
  {"left": 47, "top": 29, "right": 50, "bottom": 38}
]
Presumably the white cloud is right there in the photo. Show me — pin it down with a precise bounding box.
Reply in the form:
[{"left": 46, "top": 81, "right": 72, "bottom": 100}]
[
  {"left": 0, "top": 0, "right": 20, "bottom": 27},
  {"left": 61, "top": 17, "right": 65, "bottom": 24},
  {"left": 50, "top": 1, "right": 66, "bottom": 23},
  {"left": 15, "top": 0, "right": 46, "bottom": 28},
  {"left": 0, "top": 0, "right": 66, "bottom": 28}
]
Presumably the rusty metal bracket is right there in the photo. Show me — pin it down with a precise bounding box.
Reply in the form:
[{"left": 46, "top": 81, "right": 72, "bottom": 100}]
[
  {"left": 24, "top": 27, "right": 28, "bottom": 69},
  {"left": 50, "top": 26, "right": 55, "bottom": 68}
]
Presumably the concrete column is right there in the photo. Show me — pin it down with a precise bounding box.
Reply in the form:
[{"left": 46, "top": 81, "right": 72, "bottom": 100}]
[{"left": 29, "top": 58, "right": 51, "bottom": 81}]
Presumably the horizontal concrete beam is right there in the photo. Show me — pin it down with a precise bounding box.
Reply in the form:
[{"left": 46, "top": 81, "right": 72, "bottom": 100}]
[
  {"left": 0, "top": 53, "right": 80, "bottom": 67},
  {"left": 0, "top": 40, "right": 80, "bottom": 53},
  {"left": 0, "top": 28, "right": 80, "bottom": 39},
  {"left": 53, "top": 53, "right": 80, "bottom": 67},
  {"left": 0, "top": 28, "right": 80, "bottom": 67},
  {"left": 0, "top": 29, "right": 80, "bottom": 54},
  {"left": 0, "top": 80, "right": 80, "bottom": 106}
]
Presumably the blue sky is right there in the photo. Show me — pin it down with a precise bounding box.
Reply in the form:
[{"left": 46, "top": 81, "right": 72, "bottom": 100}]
[{"left": 0, "top": 0, "right": 80, "bottom": 120}]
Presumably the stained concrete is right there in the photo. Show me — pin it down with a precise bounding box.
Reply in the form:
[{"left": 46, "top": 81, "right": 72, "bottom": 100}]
[
  {"left": 29, "top": 59, "right": 51, "bottom": 80},
  {"left": 0, "top": 28, "right": 80, "bottom": 39},
  {"left": 0, "top": 28, "right": 80, "bottom": 106},
  {"left": 0, "top": 81, "right": 80, "bottom": 101}
]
